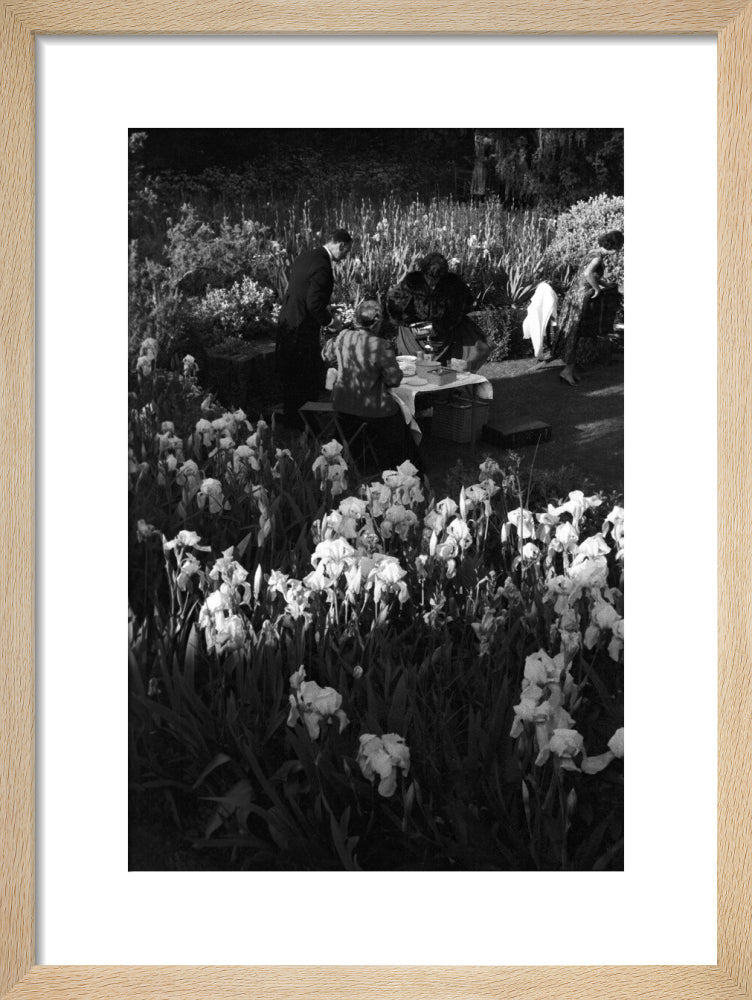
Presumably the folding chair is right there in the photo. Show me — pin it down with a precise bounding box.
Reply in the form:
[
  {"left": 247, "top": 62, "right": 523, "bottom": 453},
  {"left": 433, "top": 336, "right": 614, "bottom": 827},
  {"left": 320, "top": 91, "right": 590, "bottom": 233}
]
[
  {"left": 298, "top": 400, "right": 339, "bottom": 445},
  {"left": 298, "top": 400, "right": 380, "bottom": 479}
]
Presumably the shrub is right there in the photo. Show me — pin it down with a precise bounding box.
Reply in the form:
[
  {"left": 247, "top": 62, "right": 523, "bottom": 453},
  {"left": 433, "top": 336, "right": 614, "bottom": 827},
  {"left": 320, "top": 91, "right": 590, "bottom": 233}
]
[
  {"left": 541, "top": 194, "right": 624, "bottom": 287},
  {"left": 473, "top": 307, "right": 529, "bottom": 362},
  {"left": 188, "top": 276, "right": 280, "bottom": 344}
]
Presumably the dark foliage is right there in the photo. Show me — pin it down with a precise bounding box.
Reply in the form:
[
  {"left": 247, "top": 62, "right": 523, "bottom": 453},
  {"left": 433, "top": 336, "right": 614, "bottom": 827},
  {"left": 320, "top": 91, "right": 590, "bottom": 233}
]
[{"left": 129, "top": 127, "right": 623, "bottom": 214}]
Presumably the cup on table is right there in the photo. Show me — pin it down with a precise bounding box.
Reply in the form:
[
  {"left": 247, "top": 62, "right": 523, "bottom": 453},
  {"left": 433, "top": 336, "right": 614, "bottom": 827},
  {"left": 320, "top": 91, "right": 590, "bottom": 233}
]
[{"left": 397, "top": 355, "right": 417, "bottom": 378}]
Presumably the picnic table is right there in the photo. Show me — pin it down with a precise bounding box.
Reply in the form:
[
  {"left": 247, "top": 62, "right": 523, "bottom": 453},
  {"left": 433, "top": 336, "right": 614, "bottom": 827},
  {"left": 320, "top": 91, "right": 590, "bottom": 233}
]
[{"left": 390, "top": 372, "right": 493, "bottom": 445}]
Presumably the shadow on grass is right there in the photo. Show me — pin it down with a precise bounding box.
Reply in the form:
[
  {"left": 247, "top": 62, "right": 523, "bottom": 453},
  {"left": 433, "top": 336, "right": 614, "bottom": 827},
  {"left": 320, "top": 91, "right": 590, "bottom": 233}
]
[{"left": 422, "top": 359, "right": 624, "bottom": 496}]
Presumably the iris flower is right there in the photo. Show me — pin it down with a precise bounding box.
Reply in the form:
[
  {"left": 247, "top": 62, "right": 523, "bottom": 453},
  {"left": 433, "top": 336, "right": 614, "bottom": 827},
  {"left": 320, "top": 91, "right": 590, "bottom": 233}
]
[
  {"left": 576, "top": 533, "right": 611, "bottom": 559},
  {"left": 214, "top": 614, "right": 248, "bottom": 653},
  {"left": 175, "top": 460, "right": 201, "bottom": 504},
  {"left": 283, "top": 588, "right": 312, "bottom": 625},
  {"left": 582, "top": 727, "right": 624, "bottom": 774},
  {"left": 364, "top": 482, "right": 392, "bottom": 517},
  {"left": 502, "top": 507, "right": 536, "bottom": 542},
  {"left": 194, "top": 419, "right": 216, "bottom": 449},
  {"left": 548, "top": 521, "right": 579, "bottom": 559},
  {"left": 558, "top": 607, "right": 582, "bottom": 660},
  {"left": 319, "top": 510, "right": 359, "bottom": 540},
  {"left": 367, "top": 555, "right": 409, "bottom": 605},
  {"left": 464, "top": 483, "right": 493, "bottom": 515},
  {"left": 608, "top": 619, "right": 624, "bottom": 661},
  {"left": 548, "top": 728, "right": 585, "bottom": 770},
  {"left": 302, "top": 563, "right": 335, "bottom": 594},
  {"left": 357, "top": 733, "right": 411, "bottom": 798},
  {"left": 567, "top": 554, "right": 608, "bottom": 590},
  {"left": 553, "top": 490, "right": 602, "bottom": 532},
  {"left": 510, "top": 685, "right": 544, "bottom": 737},
  {"left": 136, "top": 520, "right": 158, "bottom": 542},
  {"left": 436, "top": 497, "right": 459, "bottom": 520},
  {"left": 435, "top": 537, "right": 459, "bottom": 562},
  {"left": 198, "top": 591, "right": 248, "bottom": 653},
  {"left": 602, "top": 506, "right": 625, "bottom": 544},
  {"left": 209, "top": 548, "right": 250, "bottom": 601},
  {"left": 339, "top": 496, "right": 368, "bottom": 519},
  {"left": 232, "top": 445, "right": 260, "bottom": 475},
  {"left": 524, "top": 649, "right": 564, "bottom": 687},
  {"left": 287, "top": 667, "right": 348, "bottom": 739},
  {"left": 312, "top": 538, "right": 356, "bottom": 579},
  {"left": 535, "top": 505, "right": 561, "bottom": 544},
  {"left": 176, "top": 554, "right": 202, "bottom": 591},
  {"left": 267, "top": 570, "right": 290, "bottom": 596},
  {"left": 197, "top": 478, "right": 226, "bottom": 514},
  {"left": 447, "top": 517, "right": 473, "bottom": 550},
  {"left": 584, "top": 599, "right": 622, "bottom": 650},
  {"left": 163, "top": 529, "right": 208, "bottom": 551},
  {"left": 544, "top": 574, "right": 579, "bottom": 615},
  {"left": 478, "top": 457, "right": 501, "bottom": 480}
]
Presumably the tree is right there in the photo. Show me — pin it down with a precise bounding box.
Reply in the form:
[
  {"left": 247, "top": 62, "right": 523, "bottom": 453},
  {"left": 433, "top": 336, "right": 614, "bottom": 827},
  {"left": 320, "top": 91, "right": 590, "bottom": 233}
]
[{"left": 480, "top": 128, "right": 623, "bottom": 207}]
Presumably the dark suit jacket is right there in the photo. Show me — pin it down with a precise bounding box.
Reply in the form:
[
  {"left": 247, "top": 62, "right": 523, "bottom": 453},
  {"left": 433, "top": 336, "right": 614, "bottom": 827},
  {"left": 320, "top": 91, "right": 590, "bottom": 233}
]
[{"left": 278, "top": 247, "right": 334, "bottom": 336}]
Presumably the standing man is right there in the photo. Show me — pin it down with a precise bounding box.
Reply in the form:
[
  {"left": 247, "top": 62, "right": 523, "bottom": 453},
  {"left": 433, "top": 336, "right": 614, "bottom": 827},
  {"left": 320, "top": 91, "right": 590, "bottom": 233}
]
[{"left": 276, "top": 228, "right": 352, "bottom": 427}]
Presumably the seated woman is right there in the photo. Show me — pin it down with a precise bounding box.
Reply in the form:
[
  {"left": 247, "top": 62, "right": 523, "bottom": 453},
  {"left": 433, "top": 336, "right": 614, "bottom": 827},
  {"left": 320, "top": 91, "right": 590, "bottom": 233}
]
[
  {"left": 330, "top": 300, "right": 421, "bottom": 472},
  {"left": 387, "top": 252, "right": 490, "bottom": 371}
]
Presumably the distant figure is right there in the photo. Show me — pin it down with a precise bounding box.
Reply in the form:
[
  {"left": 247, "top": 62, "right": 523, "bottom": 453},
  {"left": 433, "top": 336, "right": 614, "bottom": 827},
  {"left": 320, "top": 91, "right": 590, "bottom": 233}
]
[
  {"left": 470, "top": 134, "right": 495, "bottom": 199},
  {"left": 275, "top": 228, "right": 352, "bottom": 427},
  {"left": 330, "top": 300, "right": 421, "bottom": 471},
  {"left": 553, "top": 230, "right": 624, "bottom": 386},
  {"left": 387, "top": 252, "right": 490, "bottom": 372}
]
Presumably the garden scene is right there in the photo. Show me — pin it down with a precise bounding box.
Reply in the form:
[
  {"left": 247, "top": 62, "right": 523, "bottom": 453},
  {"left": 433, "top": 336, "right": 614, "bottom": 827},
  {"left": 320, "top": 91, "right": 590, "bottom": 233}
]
[{"left": 129, "top": 128, "right": 624, "bottom": 870}]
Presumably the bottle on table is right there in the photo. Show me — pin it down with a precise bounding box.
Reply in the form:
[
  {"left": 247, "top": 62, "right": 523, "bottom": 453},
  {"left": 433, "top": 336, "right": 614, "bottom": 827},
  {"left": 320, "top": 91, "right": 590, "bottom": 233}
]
[{"left": 422, "top": 327, "right": 436, "bottom": 366}]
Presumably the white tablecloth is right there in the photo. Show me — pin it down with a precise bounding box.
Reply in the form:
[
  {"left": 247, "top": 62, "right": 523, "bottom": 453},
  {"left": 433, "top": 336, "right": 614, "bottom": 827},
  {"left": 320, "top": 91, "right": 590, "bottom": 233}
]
[
  {"left": 390, "top": 373, "right": 493, "bottom": 442},
  {"left": 324, "top": 367, "right": 493, "bottom": 444}
]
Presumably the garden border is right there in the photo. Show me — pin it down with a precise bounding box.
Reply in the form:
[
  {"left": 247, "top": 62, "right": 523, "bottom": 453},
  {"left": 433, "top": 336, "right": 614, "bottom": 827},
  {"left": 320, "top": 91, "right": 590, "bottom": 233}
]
[{"left": 0, "top": 6, "right": 748, "bottom": 999}]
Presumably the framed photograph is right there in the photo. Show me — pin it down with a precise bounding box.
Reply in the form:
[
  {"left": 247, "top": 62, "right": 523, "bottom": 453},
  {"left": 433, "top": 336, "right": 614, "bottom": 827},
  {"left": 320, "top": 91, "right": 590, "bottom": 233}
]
[{"left": 0, "top": 5, "right": 744, "bottom": 998}]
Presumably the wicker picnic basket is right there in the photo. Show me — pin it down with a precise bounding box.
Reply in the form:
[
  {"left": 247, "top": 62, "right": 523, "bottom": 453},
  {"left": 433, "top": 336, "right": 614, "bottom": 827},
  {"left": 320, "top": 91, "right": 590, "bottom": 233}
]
[{"left": 432, "top": 392, "right": 490, "bottom": 444}]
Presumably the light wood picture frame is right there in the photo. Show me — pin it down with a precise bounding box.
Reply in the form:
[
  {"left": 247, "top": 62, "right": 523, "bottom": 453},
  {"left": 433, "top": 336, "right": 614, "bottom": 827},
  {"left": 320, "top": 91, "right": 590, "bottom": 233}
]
[{"left": 0, "top": 5, "right": 746, "bottom": 998}]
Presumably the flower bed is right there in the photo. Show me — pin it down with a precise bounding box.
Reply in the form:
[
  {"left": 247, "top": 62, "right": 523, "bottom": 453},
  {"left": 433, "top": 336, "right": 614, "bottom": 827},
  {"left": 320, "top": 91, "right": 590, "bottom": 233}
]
[
  {"left": 129, "top": 194, "right": 623, "bottom": 371},
  {"left": 129, "top": 344, "right": 624, "bottom": 870}
]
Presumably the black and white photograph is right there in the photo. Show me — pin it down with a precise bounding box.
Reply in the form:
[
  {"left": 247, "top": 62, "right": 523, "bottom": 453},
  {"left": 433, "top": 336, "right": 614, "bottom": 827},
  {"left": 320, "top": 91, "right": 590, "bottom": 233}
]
[{"left": 128, "top": 127, "right": 624, "bottom": 871}]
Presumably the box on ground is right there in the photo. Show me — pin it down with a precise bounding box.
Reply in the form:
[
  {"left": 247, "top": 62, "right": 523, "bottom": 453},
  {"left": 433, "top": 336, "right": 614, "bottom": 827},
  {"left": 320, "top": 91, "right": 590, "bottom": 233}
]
[
  {"left": 432, "top": 397, "right": 491, "bottom": 443},
  {"left": 482, "top": 419, "right": 552, "bottom": 448}
]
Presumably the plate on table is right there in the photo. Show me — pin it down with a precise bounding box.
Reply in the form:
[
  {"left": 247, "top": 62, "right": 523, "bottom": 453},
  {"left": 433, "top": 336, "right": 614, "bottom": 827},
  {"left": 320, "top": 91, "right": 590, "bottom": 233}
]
[{"left": 402, "top": 376, "right": 428, "bottom": 387}]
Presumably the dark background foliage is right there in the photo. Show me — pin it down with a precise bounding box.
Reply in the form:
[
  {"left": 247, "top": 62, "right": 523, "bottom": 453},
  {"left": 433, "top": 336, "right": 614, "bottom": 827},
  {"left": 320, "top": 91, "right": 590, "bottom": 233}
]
[{"left": 129, "top": 127, "right": 623, "bottom": 216}]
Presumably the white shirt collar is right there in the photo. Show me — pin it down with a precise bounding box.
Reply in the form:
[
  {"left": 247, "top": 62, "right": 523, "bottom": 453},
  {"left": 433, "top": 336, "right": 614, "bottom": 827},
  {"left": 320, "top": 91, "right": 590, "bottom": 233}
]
[{"left": 323, "top": 245, "right": 334, "bottom": 262}]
